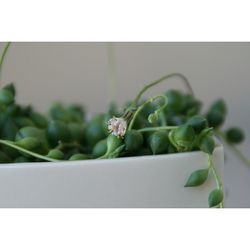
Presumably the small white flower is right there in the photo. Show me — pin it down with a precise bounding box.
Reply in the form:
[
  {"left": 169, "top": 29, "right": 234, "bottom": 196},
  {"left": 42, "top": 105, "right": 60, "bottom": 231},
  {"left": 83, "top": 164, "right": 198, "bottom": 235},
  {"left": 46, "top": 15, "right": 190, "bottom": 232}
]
[{"left": 107, "top": 117, "right": 127, "bottom": 138}]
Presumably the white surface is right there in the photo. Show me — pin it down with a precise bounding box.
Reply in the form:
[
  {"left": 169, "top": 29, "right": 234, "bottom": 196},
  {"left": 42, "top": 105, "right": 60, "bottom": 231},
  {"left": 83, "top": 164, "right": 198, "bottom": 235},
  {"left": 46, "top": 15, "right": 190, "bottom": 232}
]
[{"left": 0, "top": 146, "right": 224, "bottom": 208}]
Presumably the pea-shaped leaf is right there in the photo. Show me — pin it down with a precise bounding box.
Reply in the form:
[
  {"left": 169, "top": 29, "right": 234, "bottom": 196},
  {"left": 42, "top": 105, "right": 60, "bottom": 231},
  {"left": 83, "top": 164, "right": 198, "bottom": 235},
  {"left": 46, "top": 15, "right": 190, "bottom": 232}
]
[
  {"left": 30, "top": 112, "right": 48, "bottom": 128},
  {"left": 1, "top": 117, "right": 19, "bottom": 140},
  {"left": 168, "top": 125, "right": 195, "bottom": 152},
  {"left": 186, "top": 115, "right": 208, "bottom": 134},
  {"left": 226, "top": 127, "right": 245, "bottom": 144},
  {"left": 149, "top": 130, "right": 169, "bottom": 155},
  {"left": 165, "top": 90, "right": 185, "bottom": 113},
  {"left": 85, "top": 115, "right": 106, "bottom": 147},
  {"left": 46, "top": 120, "right": 71, "bottom": 146},
  {"left": 47, "top": 149, "right": 64, "bottom": 160},
  {"left": 3, "top": 83, "right": 16, "bottom": 96},
  {"left": 0, "top": 89, "right": 14, "bottom": 105},
  {"left": 69, "top": 154, "right": 89, "bottom": 161},
  {"left": 92, "top": 139, "right": 107, "bottom": 158},
  {"left": 15, "top": 137, "right": 41, "bottom": 150},
  {"left": 106, "top": 134, "right": 123, "bottom": 155},
  {"left": 124, "top": 130, "right": 143, "bottom": 153},
  {"left": 206, "top": 110, "right": 225, "bottom": 128},
  {"left": 185, "top": 168, "right": 209, "bottom": 187},
  {"left": 208, "top": 189, "right": 224, "bottom": 208},
  {"left": 210, "top": 99, "right": 227, "bottom": 114},
  {"left": 199, "top": 135, "right": 215, "bottom": 155}
]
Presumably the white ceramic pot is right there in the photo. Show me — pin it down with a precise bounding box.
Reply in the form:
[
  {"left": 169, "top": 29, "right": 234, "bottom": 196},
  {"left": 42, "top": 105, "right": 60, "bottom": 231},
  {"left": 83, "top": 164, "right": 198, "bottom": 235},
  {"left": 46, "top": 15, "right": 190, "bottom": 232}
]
[{"left": 0, "top": 145, "right": 224, "bottom": 208}]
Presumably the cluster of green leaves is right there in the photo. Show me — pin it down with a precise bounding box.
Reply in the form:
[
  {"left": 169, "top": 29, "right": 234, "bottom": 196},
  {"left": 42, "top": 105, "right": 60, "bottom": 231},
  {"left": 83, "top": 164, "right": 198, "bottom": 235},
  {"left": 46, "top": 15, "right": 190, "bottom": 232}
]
[
  {"left": 1, "top": 78, "right": 248, "bottom": 208},
  {"left": 1, "top": 43, "right": 248, "bottom": 208},
  {"left": 0, "top": 86, "right": 215, "bottom": 161},
  {"left": 0, "top": 83, "right": 89, "bottom": 162}
]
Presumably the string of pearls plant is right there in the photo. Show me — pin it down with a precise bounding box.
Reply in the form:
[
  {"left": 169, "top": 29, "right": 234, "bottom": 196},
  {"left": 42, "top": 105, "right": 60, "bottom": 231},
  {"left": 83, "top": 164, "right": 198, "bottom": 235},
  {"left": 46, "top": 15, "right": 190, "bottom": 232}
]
[{"left": 0, "top": 42, "right": 249, "bottom": 208}]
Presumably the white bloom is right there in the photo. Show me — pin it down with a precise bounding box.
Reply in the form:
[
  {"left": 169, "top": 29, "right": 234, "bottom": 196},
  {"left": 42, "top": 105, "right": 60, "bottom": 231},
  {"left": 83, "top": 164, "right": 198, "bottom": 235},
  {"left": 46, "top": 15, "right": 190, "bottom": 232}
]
[{"left": 107, "top": 117, "right": 127, "bottom": 138}]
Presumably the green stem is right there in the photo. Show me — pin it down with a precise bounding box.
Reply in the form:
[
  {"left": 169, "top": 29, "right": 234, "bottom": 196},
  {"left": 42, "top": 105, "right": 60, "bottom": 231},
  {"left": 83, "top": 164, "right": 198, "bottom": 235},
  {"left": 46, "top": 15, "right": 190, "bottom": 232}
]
[
  {"left": 215, "top": 130, "right": 250, "bottom": 168},
  {"left": 98, "top": 153, "right": 108, "bottom": 159},
  {"left": 208, "top": 154, "right": 224, "bottom": 208},
  {"left": 155, "top": 95, "right": 168, "bottom": 126},
  {"left": 137, "top": 126, "right": 177, "bottom": 133},
  {"left": 128, "top": 95, "right": 168, "bottom": 131},
  {"left": 159, "top": 109, "right": 166, "bottom": 126},
  {"left": 0, "top": 42, "right": 11, "bottom": 83},
  {"left": 0, "top": 139, "right": 59, "bottom": 162},
  {"left": 131, "top": 73, "right": 194, "bottom": 107},
  {"left": 227, "top": 143, "right": 250, "bottom": 167}
]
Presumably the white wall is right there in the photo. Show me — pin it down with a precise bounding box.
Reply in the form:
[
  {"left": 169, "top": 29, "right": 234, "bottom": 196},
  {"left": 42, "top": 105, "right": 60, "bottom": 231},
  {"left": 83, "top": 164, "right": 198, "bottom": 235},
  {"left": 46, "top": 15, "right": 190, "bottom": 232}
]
[{"left": 0, "top": 42, "right": 249, "bottom": 207}]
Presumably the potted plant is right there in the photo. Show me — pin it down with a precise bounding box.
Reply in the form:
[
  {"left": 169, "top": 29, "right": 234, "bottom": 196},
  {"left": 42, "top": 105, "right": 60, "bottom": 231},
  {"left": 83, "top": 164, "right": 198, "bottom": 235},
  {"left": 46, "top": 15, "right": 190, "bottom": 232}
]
[{"left": 0, "top": 42, "right": 248, "bottom": 208}]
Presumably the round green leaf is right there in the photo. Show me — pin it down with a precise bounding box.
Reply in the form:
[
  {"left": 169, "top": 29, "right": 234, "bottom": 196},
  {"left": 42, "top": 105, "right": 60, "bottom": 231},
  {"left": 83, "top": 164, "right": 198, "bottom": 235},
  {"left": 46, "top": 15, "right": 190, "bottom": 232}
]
[
  {"left": 15, "top": 137, "right": 41, "bottom": 151},
  {"left": 185, "top": 168, "right": 209, "bottom": 187},
  {"left": 106, "top": 134, "right": 123, "bottom": 155},
  {"left": 210, "top": 99, "right": 227, "bottom": 114},
  {"left": 149, "top": 130, "right": 169, "bottom": 155},
  {"left": 46, "top": 120, "right": 71, "bottom": 146},
  {"left": 47, "top": 149, "right": 64, "bottom": 160},
  {"left": 0, "top": 89, "right": 14, "bottom": 105},
  {"left": 206, "top": 110, "right": 225, "bottom": 128},
  {"left": 92, "top": 139, "right": 108, "bottom": 158},
  {"left": 208, "top": 189, "right": 224, "bottom": 208},
  {"left": 69, "top": 153, "right": 89, "bottom": 161},
  {"left": 226, "top": 127, "right": 245, "bottom": 144},
  {"left": 169, "top": 125, "right": 195, "bottom": 151},
  {"left": 124, "top": 130, "right": 144, "bottom": 153},
  {"left": 186, "top": 115, "right": 208, "bottom": 134},
  {"left": 199, "top": 135, "right": 215, "bottom": 155},
  {"left": 30, "top": 112, "right": 48, "bottom": 128}
]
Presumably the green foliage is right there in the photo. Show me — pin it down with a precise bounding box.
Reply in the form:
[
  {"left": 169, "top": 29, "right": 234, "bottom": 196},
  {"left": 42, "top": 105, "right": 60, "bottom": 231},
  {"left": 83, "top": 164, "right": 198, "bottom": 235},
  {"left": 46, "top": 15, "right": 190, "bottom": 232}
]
[
  {"left": 47, "top": 149, "right": 64, "bottom": 160},
  {"left": 149, "top": 130, "right": 169, "bottom": 155},
  {"left": 92, "top": 139, "right": 107, "bottom": 158},
  {"left": 199, "top": 135, "right": 215, "bottom": 155},
  {"left": 186, "top": 115, "right": 208, "bottom": 134},
  {"left": 124, "top": 130, "right": 144, "bottom": 153},
  {"left": 226, "top": 127, "right": 245, "bottom": 144},
  {"left": 46, "top": 120, "right": 71, "bottom": 147},
  {"left": 185, "top": 169, "right": 209, "bottom": 187},
  {"left": 169, "top": 125, "right": 195, "bottom": 151},
  {"left": 208, "top": 189, "right": 224, "bottom": 208},
  {"left": 69, "top": 153, "right": 89, "bottom": 161}
]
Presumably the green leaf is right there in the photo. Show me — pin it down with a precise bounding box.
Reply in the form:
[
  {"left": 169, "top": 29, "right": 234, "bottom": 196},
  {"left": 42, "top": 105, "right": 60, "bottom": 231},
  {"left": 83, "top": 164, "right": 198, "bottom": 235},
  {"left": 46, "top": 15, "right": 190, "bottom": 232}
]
[
  {"left": 15, "top": 137, "right": 41, "bottom": 151},
  {"left": 185, "top": 168, "right": 209, "bottom": 187},
  {"left": 186, "top": 115, "right": 208, "bottom": 134},
  {"left": 108, "top": 145, "right": 125, "bottom": 158},
  {"left": 226, "top": 127, "right": 245, "bottom": 144},
  {"left": 199, "top": 135, "right": 215, "bottom": 155},
  {"left": 208, "top": 189, "right": 224, "bottom": 207}
]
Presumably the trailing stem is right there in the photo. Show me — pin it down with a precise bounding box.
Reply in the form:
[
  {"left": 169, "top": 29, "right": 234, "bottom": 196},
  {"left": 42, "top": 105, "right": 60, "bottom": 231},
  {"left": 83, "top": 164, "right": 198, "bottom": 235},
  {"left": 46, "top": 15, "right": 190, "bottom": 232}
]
[
  {"left": 0, "top": 139, "right": 58, "bottom": 162},
  {"left": 128, "top": 95, "right": 168, "bottom": 130},
  {"left": 215, "top": 130, "right": 250, "bottom": 168},
  {"left": 208, "top": 154, "right": 224, "bottom": 208},
  {"left": 0, "top": 42, "right": 11, "bottom": 83},
  {"left": 131, "top": 73, "right": 194, "bottom": 108}
]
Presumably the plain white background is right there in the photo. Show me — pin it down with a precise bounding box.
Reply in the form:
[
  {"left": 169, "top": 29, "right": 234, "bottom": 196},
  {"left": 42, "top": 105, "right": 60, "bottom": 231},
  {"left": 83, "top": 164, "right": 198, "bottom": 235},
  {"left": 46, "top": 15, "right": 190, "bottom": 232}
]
[{"left": 0, "top": 42, "right": 249, "bottom": 207}]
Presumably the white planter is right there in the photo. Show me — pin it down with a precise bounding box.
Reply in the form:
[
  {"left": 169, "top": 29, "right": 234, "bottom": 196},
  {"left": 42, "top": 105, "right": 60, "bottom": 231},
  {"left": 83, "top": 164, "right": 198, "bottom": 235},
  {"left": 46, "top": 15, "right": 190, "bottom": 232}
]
[{"left": 0, "top": 144, "right": 224, "bottom": 208}]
